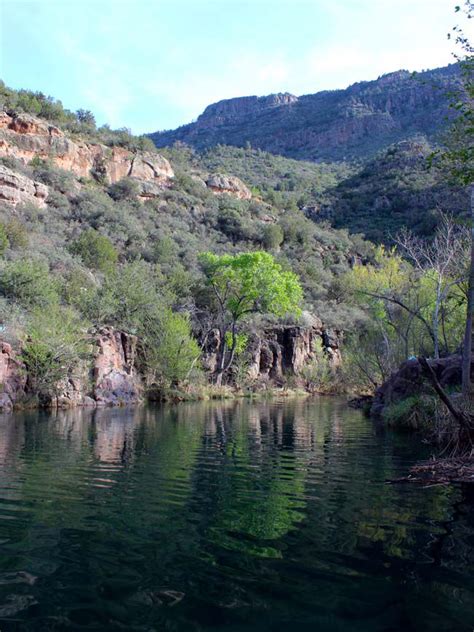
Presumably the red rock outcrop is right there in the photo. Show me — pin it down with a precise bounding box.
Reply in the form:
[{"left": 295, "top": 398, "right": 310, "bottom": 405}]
[{"left": 0, "top": 112, "right": 174, "bottom": 202}]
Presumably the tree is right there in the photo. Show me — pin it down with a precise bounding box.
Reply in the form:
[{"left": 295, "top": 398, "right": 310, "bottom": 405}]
[
  {"left": 142, "top": 309, "right": 201, "bottom": 388},
  {"left": 199, "top": 251, "right": 303, "bottom": 384},
  {"left": 76, "top": 109, "right": 96, "bottom": 128},
  {"left": 395, "top": 214, "right": 469, "bottom": 358}
]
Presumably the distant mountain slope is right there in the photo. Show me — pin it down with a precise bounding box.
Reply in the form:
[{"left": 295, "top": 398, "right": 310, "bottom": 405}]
[{"left": 150, "top": 65, "right": 460, "bottom": 161}]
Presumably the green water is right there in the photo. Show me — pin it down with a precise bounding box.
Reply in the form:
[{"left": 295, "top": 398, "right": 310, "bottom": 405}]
[{"left": 0, "top": 398, "right": 472, "bottom": 631}]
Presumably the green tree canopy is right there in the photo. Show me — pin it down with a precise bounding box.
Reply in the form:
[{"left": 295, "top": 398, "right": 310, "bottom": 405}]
[{"left": 199, "top": 251, "right": 303, "bottom": 383}]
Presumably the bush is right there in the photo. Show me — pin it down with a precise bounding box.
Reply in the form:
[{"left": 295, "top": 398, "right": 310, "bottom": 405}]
[
  {"left": 261, "top": 223, "right": 284, "bottom": 250},
  {"left": 382, "top": 395, "right": 436, "bottom": 431},
  {"left": 300, "top": 339, "right": 335, "bottom": 393},
  {"left": 142, "top": 309, "right": 201, "bottom": 388},
  {"left": 21, "top": 305, "right": 88, "bottom": 400},
  {"left": 107, "top": 178, "right": 139, "bottom": 201},
  {"left": 70, "top": 229, "right": 118, "bottom": 272},
  {"left": 0, "top": 224, "right": 8, "bottom": 256},
  {"left": 4, "top": 219, "right": 28, "bottom": 249},
  {"left": 0, "top": 259, "right": 58, "bottom": 308}
]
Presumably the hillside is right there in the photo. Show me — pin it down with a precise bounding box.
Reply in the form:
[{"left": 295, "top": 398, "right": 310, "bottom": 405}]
[
  {"left": 150, "top": 65, "right": 460, "bottom": 162},
  {"left": 161, "top": 138, "right": 466, "bottom": 242}
]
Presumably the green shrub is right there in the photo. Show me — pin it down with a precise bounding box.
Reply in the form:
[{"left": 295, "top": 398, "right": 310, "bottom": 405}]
[
  {"left": 382, "top": 395, "right": 436, "bottom": 430},
  {"left": 4, "top": 219, "right": 28, "bottom": 249},
  {"left": 107, "top": 178, "right": 139, "bottom": 201},
  {"left": 143, "top": 309, "right": 201, "bottom": 388},
  {"left": 261, "top": 223, "right": 284, "bottom": 250},
  {"left": 70, "top": 229, "right": 118, "bottom": 272},
  {"left": 21, "top": 305, "right": 88, "bottom": 400},
  {"left": 0, "top": 259, "right": 58, "bottom": 308},
  {"left": 0, "top": 224, "right": 9, "bottom": 256}
]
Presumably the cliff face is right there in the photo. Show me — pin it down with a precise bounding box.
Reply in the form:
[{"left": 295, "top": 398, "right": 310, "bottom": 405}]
[
  {"left": 0, "top": 112, "right": 174, "bottom": 200},
  {"left": 150, "top": 64, "right": 459, "bottom": 161},
  {"left": 0, "top": 328, "right": 143, "bottom": 412},
  {"left": 0, "top": 323, "right": 339, "bottom": 411},
  {"left": 202, "top": 321, "right": 342, "bottom": 387}
]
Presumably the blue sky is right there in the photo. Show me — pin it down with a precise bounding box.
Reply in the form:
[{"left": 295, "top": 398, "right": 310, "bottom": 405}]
[{"left": 0, "top": 0, "right": 463, "bottom": 134}]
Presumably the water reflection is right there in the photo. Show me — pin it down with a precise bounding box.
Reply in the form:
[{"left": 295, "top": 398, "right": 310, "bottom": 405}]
[{"left": 0, "top": 398, "right": 472, "bottom": 631}]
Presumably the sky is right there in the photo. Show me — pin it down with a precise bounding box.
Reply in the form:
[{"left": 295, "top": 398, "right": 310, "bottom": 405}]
[{"left": 0, "top": 0, "right": 466, "bottom": 134}]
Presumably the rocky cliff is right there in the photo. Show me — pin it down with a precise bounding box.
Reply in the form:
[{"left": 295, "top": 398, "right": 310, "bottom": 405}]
[
  {"left": 0, "top": 322, "right": 339, "bottom": 411},
  {"left": 0, "top": 112, "right": 175, "bottom": 200},
  {"left": 202, "top": 320, "right": 342, "bottom": 387},
  {"left": 0, "top": 328, "right": 143, "bottom": 412},
  {"left": 150, "top": 64, "right": 460, "bottom": 161}
]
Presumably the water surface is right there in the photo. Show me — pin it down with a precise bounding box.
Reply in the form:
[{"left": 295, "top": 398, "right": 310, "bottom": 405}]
[{"left": 0, "top": 398, "right": 473, "bottom": 631}]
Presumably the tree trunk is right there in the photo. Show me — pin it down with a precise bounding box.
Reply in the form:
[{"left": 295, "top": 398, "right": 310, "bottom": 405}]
[
  {"left": 214, "top": 325, "right": 228, "bottom": 386},
  {"left": 462, "top": 185, "right": 474, "bottom": 397}
]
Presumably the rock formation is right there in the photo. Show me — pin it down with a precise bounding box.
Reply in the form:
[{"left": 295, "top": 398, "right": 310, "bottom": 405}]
[
  {"left": 0, "top": 112, "right": 174, "bottom": 203},
  {"left": 0, "top": 164, "right": 49, "bottom": 208},
  {"left": 202, "top": 321, "right": 342, "bottom": 386},
  {"left": 205, "top": 173, "right": 252, "bottom": 200},
  {"left": 0, "top": 342, "right": 27, "bottom": 412},
  {"left": 0, "top": 328, "right": 143, "bottom": 412},
  {"left": 93, "top": 328, "right": 142, "bottom": 406}
]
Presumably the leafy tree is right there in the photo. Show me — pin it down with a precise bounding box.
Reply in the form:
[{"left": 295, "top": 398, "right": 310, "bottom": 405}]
[
  {"left": 70, "top": 229, "right": 118, "bottom": 273},
  {"left": 76, "top": 109, "right": 96, "bottom": 128},
  {"left": 199, "top": 251, "right": 303, "bottom": 384}
]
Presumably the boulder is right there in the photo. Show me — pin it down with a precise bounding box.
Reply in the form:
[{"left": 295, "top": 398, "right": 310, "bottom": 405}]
[
  {"left": 371, "top": 354, "right": 463, "bottom": 418},
  {"left": 205, "top": 173, "right": 252, "bottom": 200}
]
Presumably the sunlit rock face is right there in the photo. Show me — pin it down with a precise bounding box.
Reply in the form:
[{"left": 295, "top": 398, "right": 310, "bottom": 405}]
[
  {"left": 0, "top": 342, "right": 27, "bottom": 412},
  {"left": 0, "top": 112, "right": 174, "bottom": 203},
  {"left": 93, "top": 328, "right": 142, "bottom": 406},
  {"left": 205, "top": 173, "right": 252, "bottom": 200},
  {"left": 0, "top": 164, "right": 49, "bottom": 208},
  {"left": 202, "top": 320, "right": 342, "bottom": 386}
]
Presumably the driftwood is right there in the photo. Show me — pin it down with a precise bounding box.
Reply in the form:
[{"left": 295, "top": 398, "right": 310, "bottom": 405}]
[
  {"left": 388, "top": 456, "right": 474, "bottom": 486},
  {"left": 417, "top": 356, "right": 473, "bottom": 429}
]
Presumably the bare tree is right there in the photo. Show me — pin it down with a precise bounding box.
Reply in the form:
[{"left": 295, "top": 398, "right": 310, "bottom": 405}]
[{"left": 395, "top": 213, "right": 469, "bottom": 358}]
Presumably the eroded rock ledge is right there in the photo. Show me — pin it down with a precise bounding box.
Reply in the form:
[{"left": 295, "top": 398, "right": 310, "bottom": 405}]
[
  {"left": 0, "top": 112, "right": 174, "bottom": 200},
  {"left": 0, "top": 322, "right": 341, "bottom": 412}
]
